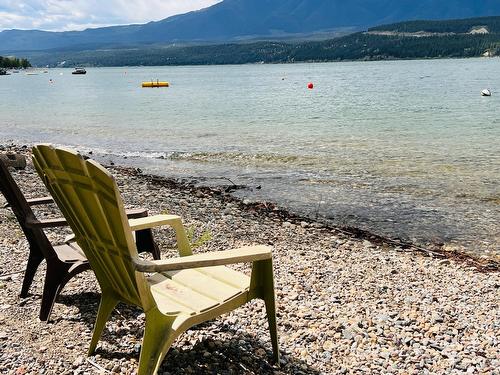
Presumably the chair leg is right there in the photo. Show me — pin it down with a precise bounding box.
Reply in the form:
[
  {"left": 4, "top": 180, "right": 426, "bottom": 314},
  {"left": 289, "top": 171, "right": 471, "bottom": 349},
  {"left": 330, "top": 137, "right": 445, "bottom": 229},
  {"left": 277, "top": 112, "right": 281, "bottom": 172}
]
[
  {"left": 88, "top": 293, "right": 119, "bottom": 355},
  {"left": 39, "top": 262, "right": 71, "bottom": 322},
  {"left": 20, "top": 250, "right": 44, "bottom": 298},
  {"left": 253, "top": 259, "right": 280, "bottom": 364},
  {"left": 138, "top": 308, "right": 175, "bottom": 375},
  {"left": 264, "top": 289, "right": 279, "bottom": 364},
  {"left": 135, "top": 229, "right": 161, "bottom": 260},
  {"left": 40, "top": 261, "right": 90, "bottom": 322}
]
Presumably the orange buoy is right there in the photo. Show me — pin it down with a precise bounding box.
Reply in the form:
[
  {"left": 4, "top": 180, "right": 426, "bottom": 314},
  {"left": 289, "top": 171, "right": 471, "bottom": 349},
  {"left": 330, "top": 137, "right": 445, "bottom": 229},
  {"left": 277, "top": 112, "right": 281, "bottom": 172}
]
[{"left": 308, "top": 82, "right": 314, "bottom": 89}]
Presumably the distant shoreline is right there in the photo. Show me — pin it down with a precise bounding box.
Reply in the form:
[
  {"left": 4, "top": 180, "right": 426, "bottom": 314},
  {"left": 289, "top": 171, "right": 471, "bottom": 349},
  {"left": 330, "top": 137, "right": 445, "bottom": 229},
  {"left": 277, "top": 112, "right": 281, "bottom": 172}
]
[{"left": 22, "top": 55, "right": 497, "bottom": 69}]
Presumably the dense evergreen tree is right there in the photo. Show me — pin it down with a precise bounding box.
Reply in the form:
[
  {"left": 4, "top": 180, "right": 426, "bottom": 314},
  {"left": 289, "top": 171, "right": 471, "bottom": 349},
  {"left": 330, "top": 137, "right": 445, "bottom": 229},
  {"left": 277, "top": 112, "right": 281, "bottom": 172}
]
[
  {"left": 0, "top": 56, "right": 32, "bottom": 68},
  {"left": 369, "top": 16, "right": 500, "bottom": 34}
]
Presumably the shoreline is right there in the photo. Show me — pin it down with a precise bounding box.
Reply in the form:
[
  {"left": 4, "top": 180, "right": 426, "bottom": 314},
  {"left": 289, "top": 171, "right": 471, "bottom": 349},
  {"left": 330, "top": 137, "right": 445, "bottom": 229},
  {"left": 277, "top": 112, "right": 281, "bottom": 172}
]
[
  {"left": 23, "top": 55, "right": 499, "bottom": 69},
  {"left": 115, "top": 165, "right": 499, "bottom": 273},
  {"left": 3, "top": 142, "right": 499, "bottom": 271},
  {"left": 0, "top": 145, "right": 499, "bottom": 373}
]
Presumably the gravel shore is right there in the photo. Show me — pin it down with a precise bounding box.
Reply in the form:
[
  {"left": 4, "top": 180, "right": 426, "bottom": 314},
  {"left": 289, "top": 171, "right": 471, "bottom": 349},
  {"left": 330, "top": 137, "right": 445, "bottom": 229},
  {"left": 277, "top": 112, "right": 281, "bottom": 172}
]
[{"left": 0, "top": 147, "right": 499, "bottom": 374}]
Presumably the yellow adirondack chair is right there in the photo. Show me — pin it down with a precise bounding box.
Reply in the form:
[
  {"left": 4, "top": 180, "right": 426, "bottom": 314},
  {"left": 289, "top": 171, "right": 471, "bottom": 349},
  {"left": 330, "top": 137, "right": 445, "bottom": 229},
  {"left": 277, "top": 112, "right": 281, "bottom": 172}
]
[{"left": 32, "top": 145, "right": 279, "bottom": 374}]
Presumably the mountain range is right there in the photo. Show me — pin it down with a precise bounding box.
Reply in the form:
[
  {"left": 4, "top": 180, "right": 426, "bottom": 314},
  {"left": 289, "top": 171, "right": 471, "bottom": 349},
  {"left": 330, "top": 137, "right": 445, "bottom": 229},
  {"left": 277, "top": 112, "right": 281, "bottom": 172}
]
[{"left": 2, "top": 0, "right": 500, "bottom": 52}]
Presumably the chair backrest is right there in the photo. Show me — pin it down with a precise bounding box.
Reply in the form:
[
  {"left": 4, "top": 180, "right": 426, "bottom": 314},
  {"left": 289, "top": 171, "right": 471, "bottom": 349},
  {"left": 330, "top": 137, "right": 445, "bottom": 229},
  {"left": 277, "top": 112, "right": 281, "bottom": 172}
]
[
  {"left": 32, "top": 145, "right": 151, "bottom": 308},
  {"left": 0, "top": 157, "right": 55, "bottom": 258}
]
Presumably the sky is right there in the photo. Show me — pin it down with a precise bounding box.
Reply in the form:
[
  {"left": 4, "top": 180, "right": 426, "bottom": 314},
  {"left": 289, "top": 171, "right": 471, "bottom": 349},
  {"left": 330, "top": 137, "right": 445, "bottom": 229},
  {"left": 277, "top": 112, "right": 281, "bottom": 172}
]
[{"left": 0, "top": 0, "right": 222, "bottom": 31}]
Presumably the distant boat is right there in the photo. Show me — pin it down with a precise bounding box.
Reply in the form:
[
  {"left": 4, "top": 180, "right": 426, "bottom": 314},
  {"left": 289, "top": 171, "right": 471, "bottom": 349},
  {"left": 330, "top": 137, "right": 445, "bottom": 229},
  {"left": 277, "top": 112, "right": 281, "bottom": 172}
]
[
  {"left": 25, "top": 71, "right": 38, "bottom": 75},
  {"left": 0, "top": 69, "right": 9, "bottom": 76},
  {"left": 481, "top": 89, "right": 492, "bottom": 97},
  {"left": 72, "top": 67, "right": 87, "bottom": 75}
]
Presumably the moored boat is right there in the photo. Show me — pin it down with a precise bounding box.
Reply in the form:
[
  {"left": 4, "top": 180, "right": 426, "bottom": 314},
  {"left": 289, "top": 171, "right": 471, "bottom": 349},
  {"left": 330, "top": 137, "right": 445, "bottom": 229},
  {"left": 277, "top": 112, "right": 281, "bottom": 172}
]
[
  {"left": 72, "top": 67, "right": 87, "bottom": 75},
  {"left": 481, "top": 89, "right": 492, "bottom": 97}
]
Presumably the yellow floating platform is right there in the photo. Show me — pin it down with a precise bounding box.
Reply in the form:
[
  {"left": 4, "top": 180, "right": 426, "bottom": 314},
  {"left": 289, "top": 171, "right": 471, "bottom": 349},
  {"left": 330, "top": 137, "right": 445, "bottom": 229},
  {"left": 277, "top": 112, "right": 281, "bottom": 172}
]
[{"left": 142, "top": 81, "right": 169, "bottom": 88}]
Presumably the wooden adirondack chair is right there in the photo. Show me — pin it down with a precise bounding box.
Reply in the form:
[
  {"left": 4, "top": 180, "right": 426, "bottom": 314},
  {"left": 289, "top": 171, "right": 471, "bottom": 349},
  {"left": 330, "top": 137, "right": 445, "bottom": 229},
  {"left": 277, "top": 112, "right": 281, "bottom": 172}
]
[
  {"left": 32, "top": 144, "right": 279, "bottom": 375},
  {"left": 0, "top": 157, "right": 160, "bottom": 322}
]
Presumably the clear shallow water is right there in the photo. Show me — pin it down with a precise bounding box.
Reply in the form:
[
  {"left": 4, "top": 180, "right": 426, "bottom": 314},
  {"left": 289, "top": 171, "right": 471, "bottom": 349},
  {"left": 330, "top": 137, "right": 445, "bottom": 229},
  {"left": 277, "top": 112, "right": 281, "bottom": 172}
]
[{"left": 0, "top": 60, "right": 499, "bottom": 258}]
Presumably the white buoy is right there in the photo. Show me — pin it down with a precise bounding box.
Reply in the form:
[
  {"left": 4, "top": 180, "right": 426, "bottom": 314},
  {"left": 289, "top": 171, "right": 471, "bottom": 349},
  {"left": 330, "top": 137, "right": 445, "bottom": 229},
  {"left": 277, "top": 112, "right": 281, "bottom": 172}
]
[{"left": 481, "top": 89, "right": 491, "bottom": 96}]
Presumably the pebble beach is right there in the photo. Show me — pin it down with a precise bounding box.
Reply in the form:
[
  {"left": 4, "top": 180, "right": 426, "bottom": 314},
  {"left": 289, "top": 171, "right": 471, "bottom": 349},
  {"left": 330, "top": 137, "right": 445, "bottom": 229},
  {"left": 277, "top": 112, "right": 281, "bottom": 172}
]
[{"left": 0, "top": 146, "right": 499, "bottom": 374}]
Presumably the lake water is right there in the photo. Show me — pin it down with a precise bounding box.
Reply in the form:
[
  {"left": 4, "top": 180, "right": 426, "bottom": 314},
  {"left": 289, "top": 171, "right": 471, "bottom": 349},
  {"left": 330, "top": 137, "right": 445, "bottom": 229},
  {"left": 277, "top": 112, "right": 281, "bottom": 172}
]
[{"left": 0, "top": 59, "right": 499, "bottom": 259}]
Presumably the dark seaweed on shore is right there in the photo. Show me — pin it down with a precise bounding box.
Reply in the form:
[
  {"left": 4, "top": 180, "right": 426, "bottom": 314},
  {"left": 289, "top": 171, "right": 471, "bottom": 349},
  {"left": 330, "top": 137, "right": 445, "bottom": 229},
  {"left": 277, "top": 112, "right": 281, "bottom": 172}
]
[{"left": 111, "top": 165, "right": 499, "bottom": 274}]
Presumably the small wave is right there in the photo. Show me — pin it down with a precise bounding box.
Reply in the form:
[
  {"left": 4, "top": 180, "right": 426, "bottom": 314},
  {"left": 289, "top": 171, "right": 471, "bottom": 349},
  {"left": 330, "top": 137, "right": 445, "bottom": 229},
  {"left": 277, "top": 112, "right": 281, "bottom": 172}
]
[
  {"left": 62, "top": 144, "right": 169, "bottom": 160},
  {"left": 301, "top": 178, "right": 341, "bottom": 186},
  {"left": 195, "top": 133, "right": 219, "bottom": 138},
  {"left": 164, "top": 151, "right": 313, "bottom": 166},
  {"left": 116, "top": 151, "right": 167, "bottom": 159},
  {"left": 96, "top": 150, "right": 166, "bottom": 160},
  {"left": 49, "top": 144, "right": 319, "bottom": 167}
]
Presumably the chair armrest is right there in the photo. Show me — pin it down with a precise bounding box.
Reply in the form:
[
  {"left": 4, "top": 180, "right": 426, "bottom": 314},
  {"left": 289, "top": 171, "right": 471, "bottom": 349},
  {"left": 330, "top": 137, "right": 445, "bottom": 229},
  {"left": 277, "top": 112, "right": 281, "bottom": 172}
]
[
  {"left": 124, "top": 208, "right": 148, "bottom": 219},
  {"left": 133, "top": 245, "right": 272, "bottom": 272},
  {"left": 64, "top": 234, "right": 76, "bottom": 244},
  {"left": 62, "top": 209, "right": 151, "bottom": 244},
  {"left": 26, "top": 217, "right": 68, "bottom": 228},
  {"left": 3, "top": 196, "right": 55, "bottom": 208},
  {"left": 23, "top": 208, "right": 149, "bottom": 233},
  {"left": 2, "top": 197, "right": 54, "bottom": 208},
  {"left": 128, "top": 214, "right": 182, "bottom": 231},
  {"left": 129, "top": 214, "right": 192, "bottom": 256},
  {"left": 27, "top": 196, "right": 55, "bottom": 206}
]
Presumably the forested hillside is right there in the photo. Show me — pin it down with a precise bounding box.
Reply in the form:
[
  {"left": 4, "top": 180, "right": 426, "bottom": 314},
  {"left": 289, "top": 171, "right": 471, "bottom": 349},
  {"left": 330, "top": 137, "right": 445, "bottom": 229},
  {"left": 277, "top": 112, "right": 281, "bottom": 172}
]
[{"left": 24, "top": 16, "right": 500, "bottom": 67}]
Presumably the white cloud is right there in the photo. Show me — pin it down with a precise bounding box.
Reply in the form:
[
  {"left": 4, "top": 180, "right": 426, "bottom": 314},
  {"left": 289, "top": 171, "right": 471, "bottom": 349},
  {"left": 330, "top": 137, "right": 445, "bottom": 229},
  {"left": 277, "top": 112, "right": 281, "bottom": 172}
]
[{"left": 0, "top": 0, "right": 222, "bottom": 31}]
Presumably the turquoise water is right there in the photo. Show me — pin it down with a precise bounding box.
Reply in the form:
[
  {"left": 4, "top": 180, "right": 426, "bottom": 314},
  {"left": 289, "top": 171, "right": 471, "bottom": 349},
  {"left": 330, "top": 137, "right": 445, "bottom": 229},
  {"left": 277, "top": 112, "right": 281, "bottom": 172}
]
[{"left": 0, "top": 59, "right": 499, "bottom": 258}]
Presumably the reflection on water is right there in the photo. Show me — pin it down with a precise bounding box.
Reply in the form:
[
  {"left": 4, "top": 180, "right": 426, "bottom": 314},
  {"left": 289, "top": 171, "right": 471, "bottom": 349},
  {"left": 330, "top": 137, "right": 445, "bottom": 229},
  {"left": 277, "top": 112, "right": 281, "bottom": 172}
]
[{"left": 0, "top": 59, "right": 498, "bottom": 259}]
